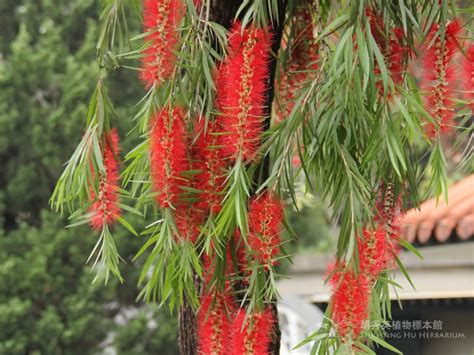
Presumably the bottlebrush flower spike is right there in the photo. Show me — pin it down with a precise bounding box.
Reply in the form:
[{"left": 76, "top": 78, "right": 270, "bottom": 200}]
[
  {"left": 232, "top": 307, "right": 274, "bottom": 355},
  {"left": 198, "top": 250, "right": 236, "bottom": 354},
  {"left": 232, "top": 229, "right": 250, "bottom": 282},
  {"left": 420, "top": 19, "right": 462, "bottom": 137},
  {"left": 366, "top": 8, "right": 386, "bottom": 50},
  {"left": 275, "top": 5, "right": 319, "bottom": 122},
  {"left": 174, "top": 205, "right": 204, "bottom": 243},
  {"left": 89, "top": 129, "right": 121, "bottom": 230},
  {"left": 388, "top": 28, "right": 408, "bottom": 86},
  {"left": 140, "top": 0, "right": 184, "bottom": 88},
  {"left": 150, "top": 107, "right": 188, "bottom": 208},
  {"left": 357, "top": 226, "right": 392, "bottom": 279},
  {"left": 374, "top": 185, "right": 403, "bottom": 256},
  {"left": 461, "top": 43, "right": 474, "bottom": 112},
  {"left": 193, "top": 120, "right": 227, "bottom": 215},
  {"left": 248, "top": 192, "right": 284, "bottom": 269},
  {"left": 367, "top": 8, "right": 409, "bottom": 92},
  {"left": 198, "top": 291, "right": 235, "bottom": 354},
  {"left": 328, "top": 263, "right": 370, "bottom": 339},
  {"left": 202, "top": 245, "right": 236, "bottom": 287},
  {"left": 217, "top": 22, "right": 272, "bottom": 162}
]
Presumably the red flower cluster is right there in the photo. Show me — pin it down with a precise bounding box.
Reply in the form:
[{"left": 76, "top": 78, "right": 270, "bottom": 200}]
[
  {"left": 248, "top": 192, "right": 284, "bottom": 269},
  {"left": 198, "top": 291, "right": 235, "bottom": 354},
  {"left": 217, "top": 22, "right": 272, "bottom": 162},
  {"left": 328, "top": 185, "right": 404, "bottom": 341},
  {"left": 358, "top": 185, "right": 403, "bottom": 278},
  {"left": 366, "top": 8, "right": 386, "bottom": 49},
  {"left": 328, "top": 264, "right": 370, "bottom": 339},
  {"left": 174, "top": 205, "right": 204, "bottom": 243},
  {"left": 231, "top": 307, "right": 274, "bottom": 355},
  {"left": 150, "top": 107, "right": 188, "bottom": 208},
  {"left": 357, "top": 226, "right": 392, "bottom": 279},
  {"left": 233, "top": 230, "right": 249, "bottom": 277},
  {"left": 461, "top": 43, "right": 474, "bottom": 112},
  {"left": 378, "top": 189, "right": 403, "bottom": 256},
  {"left": 420, "top": 19, "right": 462, "bottom": 137},
  {"left": 275, "top": 5, "right": 319, "bottom": 122},
  {"left": 197, "top": 234, "right": 276, "bottom": 353},
  {"left": 193, "top": 120, "right": 227, "bottom": 215},
  {"left": 140, "top": 0, "right": 184, "bottom": 88},
  {"left": 388, "top": 28, "right": 408, "bottom": 86},
  {"left": 89, "top": 129, "right": 121, "bottom": 230},
  {"left": 198, "top": 281, "right": 274, "bottom": 355},
  {"left": 198, "top": 248, "right": 239, "bottom": 354},
  {"left": 367, "top": 8, "right": 409, "bottom": 91}
]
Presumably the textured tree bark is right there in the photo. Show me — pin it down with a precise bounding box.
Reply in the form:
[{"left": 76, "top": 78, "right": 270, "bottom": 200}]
[
  {"left": 179, "top": 294, "right": 198, "bottom": 355},
  {"left": 178, "top": 1, "right": 287, "bottom": 354}
]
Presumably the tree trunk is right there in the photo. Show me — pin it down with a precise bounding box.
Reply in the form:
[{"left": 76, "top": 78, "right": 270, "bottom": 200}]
[
  {"left": 179, "top": 295, "right": 198, "bottom": 355},
  {"left": 178, "top": 2, "right": 287, "bottom": 354}
]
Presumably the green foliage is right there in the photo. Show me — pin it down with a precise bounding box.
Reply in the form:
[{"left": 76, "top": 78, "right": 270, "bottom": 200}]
[
  {"left": 0, "top": 1, "right": 98, "bottom": 228},
  {"left": 285, "top": 198, "right": 333, "bottom": 253},
  {"left": 0, "top": 212, "right": 110, "bottom": 354},
  {"left": 0, "top": 211, "right": 178, "bottom": 354},
  {"left": 113, "top": 307, "right": 179, "bottom": 355}
]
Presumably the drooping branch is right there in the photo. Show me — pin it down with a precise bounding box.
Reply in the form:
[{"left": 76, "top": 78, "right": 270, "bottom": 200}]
[{"left": 178, "top": 1, "right": 287, "bottom": 354}]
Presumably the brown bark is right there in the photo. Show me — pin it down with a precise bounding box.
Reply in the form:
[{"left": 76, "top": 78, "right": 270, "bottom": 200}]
[
  {"left": 178, "top": 1, "right": 287, "bottom": 354},
  {"left": 179, "top": 295, "right": 198, "bottom": 355}
]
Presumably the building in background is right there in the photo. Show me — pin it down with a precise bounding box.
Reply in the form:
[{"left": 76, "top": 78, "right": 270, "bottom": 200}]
[{"left": 278, "top": 175, "right": 474, "bottom": 354}]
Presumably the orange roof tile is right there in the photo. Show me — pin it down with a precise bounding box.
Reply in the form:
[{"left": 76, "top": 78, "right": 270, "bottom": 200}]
[{"left": 401, "top": 175, "right": 474, "bottom": 244}]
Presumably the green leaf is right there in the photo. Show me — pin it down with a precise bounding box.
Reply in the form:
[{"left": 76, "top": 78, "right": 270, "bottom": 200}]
[
  {"left": 395, "top": 255, "right": 416, "bottom": 290},
  {"left": 398, "top": 238, "right": 423, "bottom": 259},
  {"left": 367, "top": 333, "right": 403, "bottom": 354},
  {"left": 117, "top": 216, "right": 139, "bottom": 237}
]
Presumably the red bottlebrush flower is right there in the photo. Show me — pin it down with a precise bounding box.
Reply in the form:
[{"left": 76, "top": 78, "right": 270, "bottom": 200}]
[
  {"left": 217, "top": 22, "right": 272, "bottom": 162},
  {"left": 174, "top": 205, "right": 204, "bottom": 243},
  {"left": 89, "top": 129, "right": 121, "bottom": 230},
  {"left": 291, "top": 8, "right": 319, "bottom": 72},
  {"left": 140, "top": 0, "right": 184, "bottom": 88},
  {"left": 388, "top": 28, "right": 409, "bottom": 86},
  {"left": 275, "top": 5, "right": 319, "bottom": 122},
  {"left": 366, "top": 8, "right": 411, "bottom": 95},
  {"left": 198, "top": 291, "right": 236, "bottom": 354},
  {"left": 366, "top": 8, "right": 386, "bottom": 50},
  {"left": 231, "top": 229, "right": 250, "bottom": 282},
  {"left": 328, "top": 264, "right": 370, "bottom": 339},
  {"left": 387, "top": 211, "right": 402, "bottom": 256},
  {"left": 193, "top": 120, "right": 227, "bottom": 215},
  {"left": 150, "top": 107, "right": 188, "bottom": 208},
  {"left": 357, "top": 212, "right": 403, "bottom": 280},
  {"left": 232, "top": 307, "right": 274, "bottom": 355},
  {"left": 248, "top": 192, "right": 284, "bottom": 269},
  {"left": 461, "top": 43, "right": 474, "bottom": 112},
  {"left": 420, "top": 19, "right": 462, "bottom": 137},
  {"left": 357, "top": 226, "right": 392, "bottom": 279},
  {"left": 376, "top": 185, "right": 404, "bottom": 254}
]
